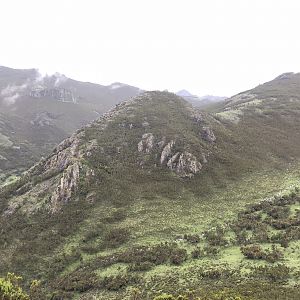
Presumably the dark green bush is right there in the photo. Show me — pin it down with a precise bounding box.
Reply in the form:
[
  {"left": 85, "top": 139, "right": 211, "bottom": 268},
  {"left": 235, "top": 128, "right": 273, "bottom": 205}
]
[
  {"left": 251, "top": 264, "right": 291, "bottom": 282},
  {"left": 170, "top": 248, "right": 187, "bottom": 265},
  {"left": 240, "top": 244, "right": 264, "bottom": 260},
  {"left": 103, "top": 228, "right": 130, "bottom": 248}
]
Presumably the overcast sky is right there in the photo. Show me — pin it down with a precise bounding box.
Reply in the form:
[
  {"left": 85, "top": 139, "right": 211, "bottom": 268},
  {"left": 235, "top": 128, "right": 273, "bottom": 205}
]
[{"left": 0, "top": 0, "right": 299, "bottom": 97}]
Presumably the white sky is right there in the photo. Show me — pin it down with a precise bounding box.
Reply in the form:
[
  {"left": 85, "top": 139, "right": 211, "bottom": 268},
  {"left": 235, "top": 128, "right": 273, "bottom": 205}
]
[{"left": 0, "top": 0, "right": 300, "bottom": 97}]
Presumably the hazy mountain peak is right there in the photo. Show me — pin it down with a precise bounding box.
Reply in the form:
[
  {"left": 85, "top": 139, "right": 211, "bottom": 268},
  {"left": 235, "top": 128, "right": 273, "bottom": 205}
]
[{"left": 176, "top": 89, "right": 195, "bottom": 97}]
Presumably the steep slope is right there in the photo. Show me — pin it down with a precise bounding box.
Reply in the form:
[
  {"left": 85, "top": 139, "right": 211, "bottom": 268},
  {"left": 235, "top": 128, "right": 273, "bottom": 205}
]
[
  {"left": 2, "top": 85, "right": 300, "bottom": 299},
  {"left": 0, "top": 66, "right": 141, "bottom": 183}
]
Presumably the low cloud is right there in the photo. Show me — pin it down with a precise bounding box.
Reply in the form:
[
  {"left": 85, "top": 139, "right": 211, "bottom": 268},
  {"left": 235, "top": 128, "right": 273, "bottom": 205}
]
[
  {"left": 0, "top": 70, "right": 69, "bottom": 106},
  {"left": 1, "top": 82, "right": 28, "bottom": 97},
  {"left": 1, "top": 82, "right": 29, "bottom": 105},
  {"left": 3, "top": 93, "right": 20, "bottom": 105},
  {"left": 54, "top": 72, "right": 67, "bottom": 87}
]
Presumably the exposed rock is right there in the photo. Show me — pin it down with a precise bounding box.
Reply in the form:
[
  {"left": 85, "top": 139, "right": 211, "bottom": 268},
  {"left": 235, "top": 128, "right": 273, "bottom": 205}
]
[
  {"left": 30, "top": 87, "right": 77, "bottom": 103},
  {"left": 50, "top": 162, "right": 80, "bottom": 213},
  {"left": 202, "top": 153, "right": 208, "bottom": 164},
  {"left": 202, "top": 126, "right": 216, "bottom": 142},
  {"left": 0, "top": 154, "right": 7, "bottom": 161},
  {"left": 166, "top": 151, "right": 202, "bottom": 178},
  {"left": 30, "top": 112, "right": 56, "bottom": 127},
  {"left": 86, "top": 191, "right": 97, "bottom": 204},
  {"left": 166, "top": 152, "right": 181, "bottom": 169},
  {"left": 42, "top": 134, "right": 82, "bottom": 172},
  {"left": 160, "top": 140, "right": 175, "bottom": 164},
  {"left": 138, "top": 133, "right": 155, "bottom": 153},
  {"left": 192, "top": 111, "right": 204, "bottom": 123},
  {"left": 157, "top": 137, "right": 166, "bottom": 149}
]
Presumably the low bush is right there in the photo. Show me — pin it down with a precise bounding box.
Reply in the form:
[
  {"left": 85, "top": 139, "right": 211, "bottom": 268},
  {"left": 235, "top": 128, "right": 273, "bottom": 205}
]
[
  {"left": 250, "top": 264, "right": 291, "bottom": 282},
  {"left": 0, "top": 273, "right": 29, "bottom": 300},
  {"left": 103, "top": 227, "right": 131, "bottom": 248}
]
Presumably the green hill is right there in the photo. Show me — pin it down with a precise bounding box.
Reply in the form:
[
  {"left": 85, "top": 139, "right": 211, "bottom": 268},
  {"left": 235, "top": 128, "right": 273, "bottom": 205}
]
[{"left": 2, "top": 73, "right": 300, "bottom": 299}]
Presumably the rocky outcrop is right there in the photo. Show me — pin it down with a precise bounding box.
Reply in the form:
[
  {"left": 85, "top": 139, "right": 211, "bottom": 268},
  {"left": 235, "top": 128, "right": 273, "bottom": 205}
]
[
  {"left": 202, "top": 126, "right": 216, "bottom": 143},
  {"left": 160, "top": 140, "right": 175, "bottom": 164},
  {"left": 30, "top": 112, "right": 56, "bottom": 127},
  {"left": 138, "top": 133, "right": 155, "bottom": 153},
  {"left": 3, "top": 129, "right": 94, "bottom": 215},
  {"left": 50, "top": 162, "right": 80, "bottom": 213},
  {"left": 159, "top": 140, "right": 202, "bottom": 177},
  {"left": 166, "top": 151, "right": 202, "bottom": 178},
  {"left": 137, "top": 133, "right": 202, "bottom": 178}
]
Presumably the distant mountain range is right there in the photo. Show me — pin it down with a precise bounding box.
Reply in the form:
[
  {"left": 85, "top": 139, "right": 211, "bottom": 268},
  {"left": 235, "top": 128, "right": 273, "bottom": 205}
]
[
  {"left": 176, "top": 89, "right": 227, "bottom": 108},
  {"left": 0, "top": 66, "right": 141, "bottom": 183}
]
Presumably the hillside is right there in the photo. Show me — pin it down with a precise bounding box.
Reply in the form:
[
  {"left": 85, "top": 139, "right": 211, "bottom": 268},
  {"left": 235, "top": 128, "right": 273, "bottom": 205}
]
[
  {"left": 2, "top": 74, "right": 300, "bottom": 299},
  {"left": 0, "top": 66, "right": 141, "bottom": 183}
]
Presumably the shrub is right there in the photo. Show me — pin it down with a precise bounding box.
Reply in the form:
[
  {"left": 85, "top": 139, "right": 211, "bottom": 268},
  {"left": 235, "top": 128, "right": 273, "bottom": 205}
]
[
  {"left": 264, "top": 245, "right": 283, "bottom": 263},
  {"left": 100, "top": 274, "right": 140, "bottom": 291},
  {"left": 203, "top": 225, "right": 227, "bottom": 246},
  {"left": 128, "top": 261, "right": 155, "bottom": 271},
  {"left": 191, "top": 247, "right": 204, "bottom": 259},
  {"left": 240, "top": 244, "right": 264, "bottom": 260},
  {"left": 153, "top": 294, "right": 176, "bottom": 300},
  {"left": 241, "top": 244, "right": 283, "bottom": 263},
  {"left": 203, "top": 245, "right": 220, "bottom": 256},
  {"left": 183, "top": 234, "right": 200, "bottom": 244},
  {"left": 103, "top": 228, "right": 130, "bottom": 248},
  {"left": 251, "top": 264, "right": 291, "bottom": 282},
  {"left": 56, "top": 271, "right": 97, "bottom": 292},
  {"left": 169, "top": 248, "right": 187, "bottom": 265},
  {"left": 0, "top": 273, "right": 29, "bottom": 300}
]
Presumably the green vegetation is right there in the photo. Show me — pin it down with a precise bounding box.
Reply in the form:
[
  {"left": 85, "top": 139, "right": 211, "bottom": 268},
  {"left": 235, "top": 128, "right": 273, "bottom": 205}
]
[
  {"left": 2, "top": 73, "right": 300, "bottom": 300},
  {"left": 0, "top": 273, "right": 29, "bottom": 300}
]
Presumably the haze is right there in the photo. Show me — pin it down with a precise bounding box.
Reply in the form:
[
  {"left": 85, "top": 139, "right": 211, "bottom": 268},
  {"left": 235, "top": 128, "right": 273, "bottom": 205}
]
[{"left": 0, "top": 0, "right": 300, "bottom": 96}]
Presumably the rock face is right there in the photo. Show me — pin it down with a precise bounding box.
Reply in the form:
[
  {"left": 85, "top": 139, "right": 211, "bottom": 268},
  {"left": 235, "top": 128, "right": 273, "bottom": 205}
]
[
  {"left": 138, "top": 134, "right": 202, "bottom": 178},
  {"left": 3, "top": 129, "right": 94, "bottom": 214},
  {"left": 50, "top": 162, "right": 80, "bottom": 213},
  {"left": 30, "top": 112, "right": 56, "bottom": 127},
  {"left": 167, "top": 151, "right": 202, "bottom": 177},
  {"left": 138, "top": 133, "right": 155, "bottom": 153},
  {"left": 160, "top": 140, "right": 175, "bottom": 164},
  {"left": 202, "top": 126, "right": 216, "bottom": 142},
  {"left": 30, "top": 87, "right": 77, "bottom": 103}
]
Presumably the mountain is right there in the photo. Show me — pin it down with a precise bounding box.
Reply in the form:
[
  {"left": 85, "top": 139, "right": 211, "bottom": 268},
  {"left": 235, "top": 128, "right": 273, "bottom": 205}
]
[
  {"left": 3, "top": 72, "right": 300, "bottom": 299},
  {"left": 0, "top": 66, "right": 141, "bottom": 184},
  {"left": 176, "top": 89, "right": 227, "bottom": 109}
]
